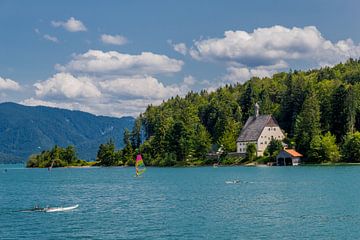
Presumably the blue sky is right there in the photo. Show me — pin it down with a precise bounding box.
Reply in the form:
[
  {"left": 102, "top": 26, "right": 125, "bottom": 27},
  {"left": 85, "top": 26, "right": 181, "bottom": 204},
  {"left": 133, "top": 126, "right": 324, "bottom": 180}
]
[{"left": 1, "top": 0, "right": 360, "bottom": 116}]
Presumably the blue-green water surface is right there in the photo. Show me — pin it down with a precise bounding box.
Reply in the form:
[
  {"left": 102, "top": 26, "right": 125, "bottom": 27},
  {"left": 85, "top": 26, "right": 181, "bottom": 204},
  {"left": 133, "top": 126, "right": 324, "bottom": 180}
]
[{"left": 1, "top": 165, "right": 360, "bottom": 239}]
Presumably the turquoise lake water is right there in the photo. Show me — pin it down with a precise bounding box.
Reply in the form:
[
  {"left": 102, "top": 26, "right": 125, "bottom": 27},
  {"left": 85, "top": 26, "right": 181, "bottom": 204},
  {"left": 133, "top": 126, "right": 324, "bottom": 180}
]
[{"left": 1, "top": 164, "right": 360, "bottom": 239}]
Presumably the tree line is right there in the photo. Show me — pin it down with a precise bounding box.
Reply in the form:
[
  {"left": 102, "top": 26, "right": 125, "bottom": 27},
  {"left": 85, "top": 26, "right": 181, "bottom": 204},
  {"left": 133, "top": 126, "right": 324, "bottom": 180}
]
[
  {"left": 134, "top": 58, "right": 360, "bottom": 165},
  {"left": 27, "top": 145, "right": 89, "bottom": 168},
  {"left": 27, "top": 59, "right": 360, "bottom": 167},
  {"left": 97, "top": 59, "right": 360, "bottom": 166}
]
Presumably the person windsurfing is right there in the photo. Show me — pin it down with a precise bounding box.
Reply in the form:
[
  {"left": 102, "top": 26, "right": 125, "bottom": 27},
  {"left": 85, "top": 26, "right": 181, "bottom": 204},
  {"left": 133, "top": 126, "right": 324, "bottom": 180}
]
[
  {"left": 48, "top": 159, "right": 55, "bottom": 171},
  {"left": 135, "top": 165, "right": 139, "bottom": 176},
  {"left": 135, "top": 150, "right": 146, "bottom": 177}
]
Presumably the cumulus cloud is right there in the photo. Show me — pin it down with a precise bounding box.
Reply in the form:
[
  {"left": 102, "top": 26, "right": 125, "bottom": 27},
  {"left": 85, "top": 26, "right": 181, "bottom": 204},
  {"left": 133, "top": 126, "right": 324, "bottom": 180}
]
[
  {"left": 101, "top": 34, "right": 127, "bottom": 45},
  {"left": 55, "top": 49, "right": 184, "bottom": 75},
  {"left": 186, "top": 25, "right": 360, "bottom": 84},
  {"left": 99, "top": 75, "right": 182, "bottom": 99},
  {"left": 34, "top": 73, "right": 101, "bottom": 99},
  {"left": 21, "top": 97, "right": 164, "bottom": 117},
  {"left": 25, "top": 74, "right": 185, "bottom": 117},
  {"left": 168, "top": 40, "right": 188, "bottom": 55},
  {"left": 24, "top": 49, "right": 187, "bottom": 116},
  {"left": 223, "top": 66, "right": 277, "bottom": 84},
  {"left": 51, "top": 17, "right": 87, "bottom": 32},
  {"left": 0, "top": 77, "right": 21, "bottom": 91},
  {"left": 172, "top": 42, "right": 187, "bottom": 55},
  {"left": 43, "top": 34, "right": 59, "bottom": 43},
  {"left": 222, "top": 61, "right": 288, "bottom": 84},
  {"left": 189, "top": 25, "right": 360, "bottom": 67},
  {"left": 22, "top": 98, "right": 78, "bottom": 110},
  {"left": 183, "top": 75, "right": 196, "bottom": 85}
]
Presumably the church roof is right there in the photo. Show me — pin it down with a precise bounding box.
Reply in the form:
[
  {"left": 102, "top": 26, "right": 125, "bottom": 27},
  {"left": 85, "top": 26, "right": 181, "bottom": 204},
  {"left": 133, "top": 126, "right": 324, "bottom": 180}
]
[{"left": 236, "top": 115, "right": 279, "bottom": 142}]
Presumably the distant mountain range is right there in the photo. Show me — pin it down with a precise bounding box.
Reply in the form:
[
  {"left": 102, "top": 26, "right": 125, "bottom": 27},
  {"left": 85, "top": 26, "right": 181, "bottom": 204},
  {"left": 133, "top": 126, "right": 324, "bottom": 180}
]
[{"left": 0, "top": 102, "right": 134, "bottom": 163}]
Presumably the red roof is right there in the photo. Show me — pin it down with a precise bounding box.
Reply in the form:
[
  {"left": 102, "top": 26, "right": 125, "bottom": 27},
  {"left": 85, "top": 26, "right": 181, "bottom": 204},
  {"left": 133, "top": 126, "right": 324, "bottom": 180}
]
[{"left": 284, "top": 149, "right": 303, "bottom": 157}]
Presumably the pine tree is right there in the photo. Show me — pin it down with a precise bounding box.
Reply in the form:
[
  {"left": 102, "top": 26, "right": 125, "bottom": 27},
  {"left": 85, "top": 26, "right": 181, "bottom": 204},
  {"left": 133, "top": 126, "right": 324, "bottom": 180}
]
[
  {"left": 294, "top": 90, "right": 321, "bottom": 157},
  {"left": 245, "top": 143, "right": 257, "bottom": 162},
  {"left": 309, "top": 132, "right": 340, "bottom": 163},
  {"left": 193, "top": 124, "right": 211, "bottom": 159},
  {"left": 240, "top": 83, "right": 256, "bottom": 123},
  {"left": 131, "top": 117, "right": 142, "bottom": 149},
  {"left": 123, "top": 129, "right": 134, "bottom": 165},
  {"left": 280, "top": 73, "right": 307, "bottom": 137},
  {"left": 266, "top": 138, "right": 283, "bottom": 160},
  {"left": 331, "top": 84, "right": 350, "bottom": 141},
  {"left": 342, "top": 132, "right": 360, "bottom": 162},
  {"left": 218, "top": 119, "right": 241, "bottom": 152},
  {"left": 97, "top": 139, "right": 116, "bottom": 166}
]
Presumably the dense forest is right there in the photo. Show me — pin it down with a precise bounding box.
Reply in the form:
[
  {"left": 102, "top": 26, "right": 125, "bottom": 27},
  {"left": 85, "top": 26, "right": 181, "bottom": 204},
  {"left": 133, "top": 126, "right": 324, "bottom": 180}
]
[
  {"left": 120, "top": 58, "right": 360, "bottom": 166},
  {"left": 29, "top": 59, "right": 360, "bottom": 167},
  {"left": 27, "top": 145, "right": 89, "bottom": 168}
]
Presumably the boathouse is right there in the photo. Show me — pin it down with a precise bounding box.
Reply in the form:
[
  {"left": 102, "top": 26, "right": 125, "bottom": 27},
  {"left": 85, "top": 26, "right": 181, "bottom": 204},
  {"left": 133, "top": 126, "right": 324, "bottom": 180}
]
[
  {"left": 236, "top": 103, "right": 285, "bottom": 156},
  {"left": 276, "top": 149, "right": 303, "bottom": 166}
]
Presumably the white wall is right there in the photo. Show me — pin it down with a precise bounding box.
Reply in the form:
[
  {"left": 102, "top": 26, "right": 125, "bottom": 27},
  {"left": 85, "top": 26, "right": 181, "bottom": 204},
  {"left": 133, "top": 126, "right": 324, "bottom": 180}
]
[
  {"left": 256, "top": 126, "right": 285, "bottom": 156},
  {"left": 237, "top": 141, "right": 256, "bottom": 154}
]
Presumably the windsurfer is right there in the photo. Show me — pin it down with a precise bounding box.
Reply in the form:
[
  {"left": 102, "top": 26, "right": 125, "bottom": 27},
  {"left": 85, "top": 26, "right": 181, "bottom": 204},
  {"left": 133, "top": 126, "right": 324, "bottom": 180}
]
[{"left": 135, "top": 151, "right": 146, "bottom": 177}]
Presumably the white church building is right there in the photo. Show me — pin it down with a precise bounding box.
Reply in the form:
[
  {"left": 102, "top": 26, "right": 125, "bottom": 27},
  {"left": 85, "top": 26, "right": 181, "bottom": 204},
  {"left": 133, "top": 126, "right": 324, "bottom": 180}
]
[{"left": 236, "top": 103, "right": 285, "bottom": 156}]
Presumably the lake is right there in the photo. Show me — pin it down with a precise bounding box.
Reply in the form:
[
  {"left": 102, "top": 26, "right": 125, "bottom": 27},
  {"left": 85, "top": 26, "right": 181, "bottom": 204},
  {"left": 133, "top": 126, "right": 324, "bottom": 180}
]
[{"left": 1, "top": 164, "right": 360, "bottom": 239}]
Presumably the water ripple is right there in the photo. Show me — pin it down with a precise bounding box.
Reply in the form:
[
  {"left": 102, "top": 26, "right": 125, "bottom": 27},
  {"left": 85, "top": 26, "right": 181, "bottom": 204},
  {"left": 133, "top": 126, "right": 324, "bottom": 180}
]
[{"left": 1, "top": 166, "right": 360, "bottom": 239}]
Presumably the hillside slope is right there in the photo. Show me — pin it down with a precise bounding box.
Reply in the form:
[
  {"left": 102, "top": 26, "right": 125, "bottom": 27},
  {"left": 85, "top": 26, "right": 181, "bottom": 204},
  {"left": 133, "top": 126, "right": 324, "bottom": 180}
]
[{"left": 0, "top": 102, "right": 134, "bottom": 163}]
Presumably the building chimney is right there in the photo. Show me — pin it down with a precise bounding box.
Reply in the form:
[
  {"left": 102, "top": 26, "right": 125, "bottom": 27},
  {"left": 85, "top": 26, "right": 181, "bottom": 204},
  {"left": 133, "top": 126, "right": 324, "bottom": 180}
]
[{"left": 255, "top": 102, "right": 259, "bottom": 117}]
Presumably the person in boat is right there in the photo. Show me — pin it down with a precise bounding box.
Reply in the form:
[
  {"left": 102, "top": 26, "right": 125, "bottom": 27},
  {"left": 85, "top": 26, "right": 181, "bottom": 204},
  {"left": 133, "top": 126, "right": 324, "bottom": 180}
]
[{"left": 32, "top": 204, "right": 44, "bottom": 211}]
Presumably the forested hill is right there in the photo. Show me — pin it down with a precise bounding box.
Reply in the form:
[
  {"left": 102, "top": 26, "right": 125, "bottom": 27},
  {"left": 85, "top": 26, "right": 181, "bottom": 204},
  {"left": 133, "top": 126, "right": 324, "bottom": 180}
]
[
  {"left": 0, "top": 103, "right": 134, "bottom": 163},
  {"left": 134, "top": 59, "right": 360, "bottom": 165}
]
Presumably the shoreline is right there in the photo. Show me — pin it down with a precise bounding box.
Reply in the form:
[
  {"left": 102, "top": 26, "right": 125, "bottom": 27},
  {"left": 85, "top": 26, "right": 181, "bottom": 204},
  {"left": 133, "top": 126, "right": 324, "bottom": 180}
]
[{"left": 23, "top": 162, "right": 360, "bottom": 169}]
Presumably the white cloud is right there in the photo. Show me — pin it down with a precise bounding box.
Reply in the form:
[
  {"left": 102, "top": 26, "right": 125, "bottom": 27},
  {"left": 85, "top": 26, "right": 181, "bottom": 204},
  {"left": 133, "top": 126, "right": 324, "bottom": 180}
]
[
  {"left": 27, "top": 65, "right": 185, "bottom": 116},
  {"left": 101, "top": 34, "right": 127, "bottom": 45},
  {"left": 51, "top": 17, "right": 87, "bottom": 32},
  {"left": 27, "top": 73, "right": 186, "bottom": 117},
  {"left": 183, "top": 75, "right": 196, "bottom": 85},
  {"left": 21, "top": 98, "right": 109, "bottom": 116},
  {"left": 190, "top": 25, "right": 360, "bottom": 67},
  {"left": 22, "top": 98, "right": 75, "bottom": 109},
  {"left": 223, "top": 61, "right": 287, "bottom": 84},
  {"left": 21, "top": 97, "right": 163, "bottom": 117},
  {"left": 99, "top": 75, "right": 182, "bottom": 99},
  {"left": 23, "top": 73, "right": 184, "bottom": 117},
  {"left": 224, "top": 67, "right": 251, "bottom": 83},
  {"left": 0, "top": 77, "right": 21, "bottom": 91},
  {"left": 223, "top": 66, "right": 277, "bottom": 84},
  {"left": 43, "top": 34, "right": 59, "bottom": 43},
  {"left": 34, "top": 73, "right": 101, "bottom": 99},
  {"left": 24, "top": 49, "right": 187, "bottom": 117},
  {"left": 55, "top": 49, "right": 184, "bottom": 75},
  {"left": 173, "top": 42, "right": 187, "bottom": 55}
]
